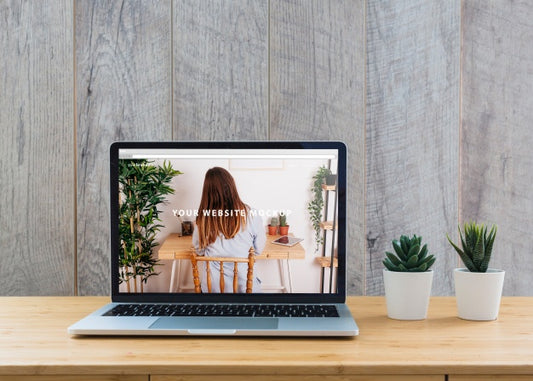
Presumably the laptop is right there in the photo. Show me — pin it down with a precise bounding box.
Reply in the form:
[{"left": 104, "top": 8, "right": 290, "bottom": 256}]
[{"left": 68, "top": 141, "right": 359, "bottom": 336}]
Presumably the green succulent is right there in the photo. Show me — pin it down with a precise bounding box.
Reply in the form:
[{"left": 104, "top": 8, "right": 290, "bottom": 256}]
[
  {"left": 383, "top": 234, "right": 435, "bottom": 272},
  {"left": 447, "top": 222, "right": 497, "bottom": 273},
  {"left": 279, "top": 213, "right": 287, "bottom": 227},
  {"left": 270, "top": 217, "right": 279, "bottom": 227}
]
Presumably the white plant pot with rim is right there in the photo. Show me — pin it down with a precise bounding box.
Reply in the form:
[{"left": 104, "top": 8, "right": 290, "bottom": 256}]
[
  {"left": 454, "top": 268, "right": 505, "bottom": 321},
  {"left": 383, "top": 269, "right": 433, "bottom": 320}
]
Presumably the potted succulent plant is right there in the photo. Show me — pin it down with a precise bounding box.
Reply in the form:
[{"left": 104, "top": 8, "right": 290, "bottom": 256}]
[
  {"left": 279, "top": 213, "right": 289, "bottom": 236},
  {"left": 382, "top": 234, "right": 436, "bottom": 320},
  {"left": 447, "top": 222, "right": 503, "bottom": 321},
  {"left": 268, "top": 217, "right": 279, "bottom": 235}
]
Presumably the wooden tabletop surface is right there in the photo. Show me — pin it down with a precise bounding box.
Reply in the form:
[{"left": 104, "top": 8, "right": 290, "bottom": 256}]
[
  {"left": 1, "top": 296, "right": 533, "bottom": 376},
  {"left": 158, "top": 233, "right": 306, "bottom": 260}
]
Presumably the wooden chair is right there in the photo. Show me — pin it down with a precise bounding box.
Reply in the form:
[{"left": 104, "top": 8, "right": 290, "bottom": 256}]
[{"left": 190, "top": 247, "right": 255, "bottom": 293}]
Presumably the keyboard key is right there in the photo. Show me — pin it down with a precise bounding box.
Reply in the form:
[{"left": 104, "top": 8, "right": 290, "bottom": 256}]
[{"left": 103, "top": 304, "right": 339, "bottom": 318}]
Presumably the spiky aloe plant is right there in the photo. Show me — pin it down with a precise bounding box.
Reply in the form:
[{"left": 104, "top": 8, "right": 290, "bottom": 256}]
[
  {"left": 383, "top": 235, "right": 436, "bottom": 272},
  {"left": 447, "top": 222, "right": 497, "bottom": 273}
]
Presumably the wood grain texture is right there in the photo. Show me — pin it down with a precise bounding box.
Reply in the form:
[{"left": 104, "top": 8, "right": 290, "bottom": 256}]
[
  {"left": 154, "top": 376, "right": 443, "bottom": 381},
  {"left": 365, "top": 0, "right": 460, "bottom": 295},
  {"left": 173, "top": 0, "right": 268, "bottom": 140},
  {"left": 4, "top": 0, "right": 531, "bottom": 298},
  {"left": 76, "top": 0, "right": 171, "bottom": 295},
  {"left": 450, "top": 377, "right": 533, "bottom": 381},
  {"left": 269, "top": 0, "right": 365, "bottom": 294},
  {"left": 0, "top": 0, "right": 74, "bottom": 295},
  {"left": 461, "top": 0, "right": 533, "bottom": 296},
  {"left": 0, "top": 377, "right": 147, "bottom": 381},
  {"left": 3, "top": 296, "right": 533, "bottom": 376}
]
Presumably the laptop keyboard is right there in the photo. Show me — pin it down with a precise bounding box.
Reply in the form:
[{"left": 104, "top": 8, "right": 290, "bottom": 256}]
[{"left": 103, "top": 304, "right": 339, "bottom": 318}]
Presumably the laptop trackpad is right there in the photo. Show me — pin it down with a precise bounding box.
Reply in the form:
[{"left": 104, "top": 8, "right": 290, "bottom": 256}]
[{"left": 150, "top": 317, "right": 279, "bottom": 332}]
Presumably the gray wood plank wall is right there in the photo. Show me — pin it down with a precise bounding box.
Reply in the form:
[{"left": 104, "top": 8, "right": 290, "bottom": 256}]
[
  {"left": 173, "top": 0, "right": 268, "bottom": 140},
  {"left": 1, "top": 0, "right": 531, "bottom": 296},
  {"left": 462, "top": 0, "right": 533, "bottom": 295},
  {"left": 0, "top": 0, "right": 74, "bottom": 295},
  {"left": 269, "top": 0, "right": 365, "bottom": 294},
  {"left": 365, "top": 0, "right": 460, "bottom": 295},
  {"left": 76, "top": 0, "right": 171, "bottom": 295}
]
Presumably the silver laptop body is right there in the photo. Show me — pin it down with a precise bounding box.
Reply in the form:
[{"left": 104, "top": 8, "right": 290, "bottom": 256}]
[{"left": 68, "top": 141, "right": 358, "bottom": 336}]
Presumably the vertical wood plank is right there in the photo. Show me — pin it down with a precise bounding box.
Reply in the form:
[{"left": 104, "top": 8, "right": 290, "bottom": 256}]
[
  {"left": 76, "top": 0, "right": 171, "bottom": 295},
  {"left": 462, "top": 0, "right": 533, "bottom": 295},
  {"left": 365, "top": 0, "right": 460, "bottom": 295},
  {"left": 173, "top": 0, "right": 268, "bottom": 140},
  {"left": 270, "top": 0, "right": 365, "bottom": 294},
  {"left": 0, "top": 0, "right": 74, "bottom": 295}
]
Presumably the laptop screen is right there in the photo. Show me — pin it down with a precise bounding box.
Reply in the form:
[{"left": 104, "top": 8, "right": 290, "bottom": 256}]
[{"left": 110, "top": 142, "right": 346, "bottom": 303}]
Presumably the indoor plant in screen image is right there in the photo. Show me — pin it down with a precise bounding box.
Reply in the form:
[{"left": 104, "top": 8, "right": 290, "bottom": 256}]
[
  {"left": 118, "top": 159, "right": 182, "bottom": 293},
  {"left": 268, "top": 216, "right": 279, "bottom": 236},
  {"left": 382, "top": 234, "right": 436, "bottom": 320},
  {"left": 307, "top": 166, "right": 331, "bottom": 253},
  {"left": 279, "top": 213, "right": 289, "bottom": 236},
  {"left": 447, "top": 222, "right": 503, "bottom": 321}
]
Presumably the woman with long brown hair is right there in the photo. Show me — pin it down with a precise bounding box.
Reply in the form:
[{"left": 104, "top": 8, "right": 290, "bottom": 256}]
[{"left": 192, "top": 167, "right": 266, "bottom": 292}]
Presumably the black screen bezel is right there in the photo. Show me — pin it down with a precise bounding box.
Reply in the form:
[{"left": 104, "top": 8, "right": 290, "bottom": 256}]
[{"left": 110, "top": 141, "right": 347, "bottom": 304}]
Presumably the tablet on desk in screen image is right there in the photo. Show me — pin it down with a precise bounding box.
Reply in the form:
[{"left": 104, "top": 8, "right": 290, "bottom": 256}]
[{"left": 272, "top": 236, "right": 304, "bottom": 247}]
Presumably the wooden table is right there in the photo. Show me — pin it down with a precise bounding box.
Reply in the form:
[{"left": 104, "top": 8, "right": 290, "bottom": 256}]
[
  {"left": 2, "top": 297, "right": 533, "bottom": 380},
  {"left": 158, "top": 234, "right": 305, "bottom": 293}
]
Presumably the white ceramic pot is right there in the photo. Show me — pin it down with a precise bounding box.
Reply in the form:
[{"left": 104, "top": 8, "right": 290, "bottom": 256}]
[
  {"left": 383, "top": 269, "right": 433, "bottom": 320},
  {"left": 454, "top": 268, "right": 505, "bottom": 321}
]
